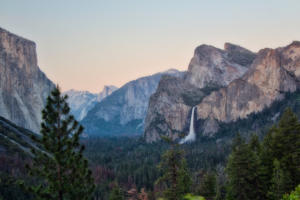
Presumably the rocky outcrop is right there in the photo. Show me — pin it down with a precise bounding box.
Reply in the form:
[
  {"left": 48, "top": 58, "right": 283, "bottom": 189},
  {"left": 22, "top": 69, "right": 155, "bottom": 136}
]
[
  {"left": 0, "top": 27, "right": 54, "bottom": 133},
  {"left": 196, "top": 42, "right": 300, "bottom": 128},
  {"left": 63, "top": 85, "right": 117, "bottom": 120},
  {"left": 144, "top": 76, "right": 201, "bottom": 142},
  {"left": 81, "top": 69, "right": 185, "bottom": 136},
  {"left": 185, "top": 43, "right": 255, "bottom": 88},
  {"left": 144, "top": 43, "right": 256, "bottom": 142},
  {"left": 145, "top": 41, "right": 300, "bottom": 142}
]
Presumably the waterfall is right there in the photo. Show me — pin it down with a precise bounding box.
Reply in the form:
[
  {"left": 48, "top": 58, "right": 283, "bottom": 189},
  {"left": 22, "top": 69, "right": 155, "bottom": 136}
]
[{"left": 180, "top": 106, "right": 196, "bottom": 144}]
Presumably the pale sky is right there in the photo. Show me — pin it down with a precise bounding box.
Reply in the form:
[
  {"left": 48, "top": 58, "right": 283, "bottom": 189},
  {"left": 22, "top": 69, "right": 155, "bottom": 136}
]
[{"left": 1, "top": 0, "right": 300, "bottom": 92}]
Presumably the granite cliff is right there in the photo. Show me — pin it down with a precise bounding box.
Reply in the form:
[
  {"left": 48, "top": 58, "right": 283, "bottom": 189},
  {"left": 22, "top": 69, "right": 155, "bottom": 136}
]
[
  {"left": 0, "top": 27, "right": 54, "bottom": 133},
  {"left": 196, "top": 41, "right": 300, "bottom": 136},
  {"left": 144, "top": 42, "right": 300, "bottom": 142},
  {"left": 81, "top": 69, "right": 185, "bottom": 136}
]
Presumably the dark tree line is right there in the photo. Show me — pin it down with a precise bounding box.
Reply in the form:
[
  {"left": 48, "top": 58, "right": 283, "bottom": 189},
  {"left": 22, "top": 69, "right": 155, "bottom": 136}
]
[
  {"left": 1, "top": 88, "right": 300, "bottom": 200},
  {"left": 226, "top": 108, "right": 300, "bottom": 200}
]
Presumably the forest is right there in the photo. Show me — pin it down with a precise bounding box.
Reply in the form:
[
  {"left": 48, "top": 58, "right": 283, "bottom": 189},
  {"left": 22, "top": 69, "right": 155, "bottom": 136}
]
[{"left": 0, "top": 88, "right": 299, "bottom": 200}]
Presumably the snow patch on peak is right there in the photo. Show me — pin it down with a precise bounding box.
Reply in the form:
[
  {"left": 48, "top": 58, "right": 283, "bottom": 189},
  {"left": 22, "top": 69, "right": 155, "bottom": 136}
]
[{"left": 63, "top": 85, "right": 118, "bottom": 121}]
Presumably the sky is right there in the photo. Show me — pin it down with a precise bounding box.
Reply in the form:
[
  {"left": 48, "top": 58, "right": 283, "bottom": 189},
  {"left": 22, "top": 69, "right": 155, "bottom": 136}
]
[{"left": 1, "top": 0, "right": 300, "bottom": 92}]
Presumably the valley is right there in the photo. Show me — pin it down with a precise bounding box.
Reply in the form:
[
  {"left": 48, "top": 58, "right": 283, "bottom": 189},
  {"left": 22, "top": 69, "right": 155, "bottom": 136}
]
[{"left": 0, "top": 25, "right": 299, "bottom": 200}]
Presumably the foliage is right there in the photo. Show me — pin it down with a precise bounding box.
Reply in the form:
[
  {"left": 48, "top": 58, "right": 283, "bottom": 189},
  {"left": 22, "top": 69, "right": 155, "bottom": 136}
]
[
  {"left": 268, "top": 159, "right": 290, "bottom": 200},
  {"left": 196, "top": 172, "right": 216, "bottom": 200},
  {"left": 262, "top": 108, "right": 300, "bottom": 200},
  {"left": 108, "top": 185, "right": 124, "bottom": 200},
  {"left": 2, "top": 87, "right": 300, "bottom": 200},
  {"left": 226, "top": 108, "right": 300, "bottom": 200},
  {"left": 183, "top": 194, "right": 206, "bottom": 200},
  {"left": 225, "top": 134, "right": 262, "bottom": 200},
  {"left": 0, "top": 172, "right": 32, "bottom": 200},
  {"left": 156, "top": 140, "right": 192, "bottom": 200},
  {"left": 83, "top": 135, "right": 229, "bottom": 199},
  {"left": 282, "top": 185, "right": 300, "bottom": 200},
  {"left": 25, "top": 86, "right": 94, "bottom": 200},
  {"left": 157, "top": 194, "right": 205, "bottom": 200}
]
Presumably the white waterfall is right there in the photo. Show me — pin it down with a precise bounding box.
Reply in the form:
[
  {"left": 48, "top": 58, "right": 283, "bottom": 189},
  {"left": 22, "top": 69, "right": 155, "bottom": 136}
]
[{"left": 180, "top": 106, "right": 196, "bottom": 144}]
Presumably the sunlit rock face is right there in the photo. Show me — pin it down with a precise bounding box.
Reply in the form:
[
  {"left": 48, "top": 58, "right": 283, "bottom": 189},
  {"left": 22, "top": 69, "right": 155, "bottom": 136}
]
[
  {"left": 144, "top": 42, "right": 300, "bottom": 142},
  {"left": 144, "top": 76, "right": 196, "bottom": 143},
  {"left": 196, "top": 41, "right": 300, "bottom": 125},
  {"left": 144, "top": 43, "right": 257, "bottom": 142},
  {"left": 0, "top": 27, "right": 54, "bottom": 133},
  {"left": 185, "top": 43, "right": 255, "bottom": 88}
]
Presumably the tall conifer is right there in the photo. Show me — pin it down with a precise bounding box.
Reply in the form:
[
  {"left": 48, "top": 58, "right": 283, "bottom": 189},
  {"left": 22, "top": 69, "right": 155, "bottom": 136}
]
[
  {"left": 156, "top": 137, "right": 191, "bottom": 200},
  {"left": 26, "top": 86, "right": 94, "bottom": 200},
  {"left": 225, "top": 134, "right": 260, "bottom": 200}
]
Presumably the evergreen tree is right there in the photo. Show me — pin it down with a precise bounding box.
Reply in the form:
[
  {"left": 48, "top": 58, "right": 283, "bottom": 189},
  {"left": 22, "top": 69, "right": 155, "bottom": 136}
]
[
  {"left": 225, "top": 134, "right": 261, "bottom": 200},
  {"left": 269, "top": 108, "right": 300, "bottom": 191},
  {"left": 267, "top": 159, "right": 292, "bottom": 200},
  {"left": 259, "top": 108, "right": 300, "bottom": 199},
  {"left": 25, "top": 86, "right": 94, "bottom": 200},
  {"left": 156, "top": 137, "right": 191, "bottom": 200},
  {"left": 249, "top": 134, "right": 261, "bottom": 153},
  {"left": 257, "top": 128, "right": 276, "bottom": 200},
  {"left": 109, "top": 185, "right": 124, "bottom": 200},
  {"left": 249, "top": 134, "right": 266, "bottom": 200},
  {"left": 197, "top": 172, "right": 216, "bottom": 200}
]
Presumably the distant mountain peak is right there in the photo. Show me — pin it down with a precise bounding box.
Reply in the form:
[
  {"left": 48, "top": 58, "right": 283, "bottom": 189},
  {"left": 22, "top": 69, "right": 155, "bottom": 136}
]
[
  {"left": 81, "top": 69, "right": 185, "bottom": 136},
  {"left": 63, "top": 85, "right": 118, "bottom": 121}
]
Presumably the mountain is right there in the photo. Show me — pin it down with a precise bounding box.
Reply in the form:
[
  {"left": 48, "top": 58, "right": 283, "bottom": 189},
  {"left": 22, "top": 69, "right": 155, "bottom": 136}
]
[
  {"left": 185, "top": 43, "right": 255, "bottom": 88},
  {"left": 144, "top": 43, "right": 257, "bottom": 142},
  {"left": 0, "top": 27, "right": 54, "bottom": 133},
  {"left": 196, "top": 41, "right": 300, "bottom": 135},
  {"left": 97, "top": 85, "right": 118, "bottom": 101},
  {"left": 63, "top": 85, "right": 117, "bottom": 120},
  {"left": 81, "top": 69, "right": 185, "bottom": 136},
  {"left": 144, "top": 41, "right": 300, "bottom": 142}
]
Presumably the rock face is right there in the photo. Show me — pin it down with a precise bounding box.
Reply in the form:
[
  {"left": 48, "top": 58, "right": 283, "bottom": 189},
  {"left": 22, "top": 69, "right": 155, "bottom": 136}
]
[
  {"left": 144, "top": 41, "right": 300, "bottom": 142},
  {"left": 0, "top": 27, "right": 54, "bottom": 133},
  {"left": 144, "top": 76, "right": 203, "bottom": 142},
  {"left": 185, "top": 43, "right": 255, "bottom": 88},
  {"left": 196, "top": 42, "right": 300, "bottom": 129},
  {"left": 63, "top": 85, "right": 117, "bottom": 121},
  {"left": 81, "top": 69, "right": 185, "bottom": 136},
  {"left": 144, "top": 43, "right": 257, "bottom": 142}
]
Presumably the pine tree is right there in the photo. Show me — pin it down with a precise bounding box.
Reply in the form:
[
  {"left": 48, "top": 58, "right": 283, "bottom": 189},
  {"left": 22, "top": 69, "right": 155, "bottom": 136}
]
[
  {"left": 259, "top": 108, "right": 300, "bottom": 198},
  {"left": 109, "top": 185, "right": 124, "bottom": 200},
  {"left": 225, "top": 134, "right": 261, "bottom": 200},
  {"left": 156, "top": 137, "right": 191, "bottom": 200},
  {"left": 267, "top": 159, "right": 292, "bottom": 200},
  {"left": 257, "top": 128, "right": 276, "bottom": 200},
  {"left": 269, "top": 108, "right": 300, "bottom": 190},
  {"left": 197, "top": 172, "right": 216, "bottom": 200},
  {"left": 249, "top": 134, "right": 266, "bottom": 200},
  {"left": 25, "top": 86, "right": 94, "bottom": 200},
  {"left": 249, "top": 134, "right": 261, "bottom": 153}
]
